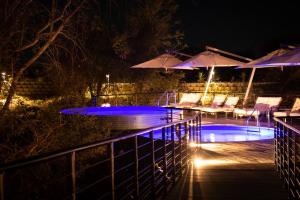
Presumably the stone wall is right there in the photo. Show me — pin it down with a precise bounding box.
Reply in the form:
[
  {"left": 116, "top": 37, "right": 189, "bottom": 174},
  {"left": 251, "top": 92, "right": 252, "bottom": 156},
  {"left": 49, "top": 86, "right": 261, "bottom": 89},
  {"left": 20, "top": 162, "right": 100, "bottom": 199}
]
[
  {"left": 11, "top": 80, "right": 288, "bottom": 107},
  {"left": 178, "top": 82, "right": 248, "bottom": 93},
  {"left": 15, "top": 79, "right": 55, "bottom": 98}
]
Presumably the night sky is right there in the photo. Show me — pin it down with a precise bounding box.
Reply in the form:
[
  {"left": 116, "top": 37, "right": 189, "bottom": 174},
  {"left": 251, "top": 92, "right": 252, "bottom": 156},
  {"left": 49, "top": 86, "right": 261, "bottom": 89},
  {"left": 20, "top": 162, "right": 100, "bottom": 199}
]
[{"left": 178, "top": 1, "right": 300, "bottom": 59}]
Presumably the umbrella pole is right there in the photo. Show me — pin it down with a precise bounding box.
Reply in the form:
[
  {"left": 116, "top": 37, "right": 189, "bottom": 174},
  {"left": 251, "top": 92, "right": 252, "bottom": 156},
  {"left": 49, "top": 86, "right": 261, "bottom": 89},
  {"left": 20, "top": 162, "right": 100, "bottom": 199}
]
[
  {"left": 242, "top": 68, "right": 256, "bottom": 107},
  {"left": 202, "top": 66, "right": 214, "bottom": 105}
]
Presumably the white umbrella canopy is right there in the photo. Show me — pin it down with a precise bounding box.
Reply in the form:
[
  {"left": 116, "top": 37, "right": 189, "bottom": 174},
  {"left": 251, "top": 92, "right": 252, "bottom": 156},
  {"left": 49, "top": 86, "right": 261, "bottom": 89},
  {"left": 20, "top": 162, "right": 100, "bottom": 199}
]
[
  {"left": 173, "top": 50, "right": 245, "bottom": 69},
  {"left": 237, "top": 48, "right": 289, "bottom": 106},
  {"left": 237, "top": 48, "right": 290, "bottom": 68},
  {"left": 237, "top": 47, "right": 296, "bottom": 106},
  {"left": 131, "top": 53, "right": 193, "bottom": 70},
  {"left": 173, "top": 50, "right": 245, "bottom": 104},
  {"left": 255, "top": 46, "right": 300, "bottom": 67}
]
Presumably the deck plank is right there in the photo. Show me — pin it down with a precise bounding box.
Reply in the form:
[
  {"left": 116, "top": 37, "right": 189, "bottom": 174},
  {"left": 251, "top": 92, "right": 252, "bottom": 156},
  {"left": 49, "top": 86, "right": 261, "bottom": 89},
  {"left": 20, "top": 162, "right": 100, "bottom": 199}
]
[{"left": 164, "top": 118, "right": 288, "bottom": 200}]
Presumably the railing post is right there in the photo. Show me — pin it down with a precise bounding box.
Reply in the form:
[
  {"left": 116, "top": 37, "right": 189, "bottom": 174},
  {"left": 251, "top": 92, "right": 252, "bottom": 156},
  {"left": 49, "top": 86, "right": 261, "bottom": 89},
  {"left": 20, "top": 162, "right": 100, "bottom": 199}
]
[
  {"left": 282, "top": 126, "right": 286, "bottom": 180},
  {"left": 196, "top": 115, "right": 200, "bottom": 144},
  {"left": 184, "top": 121, "right": 189, "bottom": 165},
  {"left": 71, "top": 152, "right": 76, "bottom": 200},
  {"left": 171, "top": 125, "right": 176, "bottom": 184},
  {"left": 274, "top": 121, "right": 279, "bottom": 170},
  {"left": 162, "top": 127, "right": 168, "bottom": 195},
  {"left": 188, "top": 120, "right": 192, "bottom": 143},
  {"left": 292, "top": 130, "right": 296, "bottom": 199},
  {"left": 0, "top": 172, "right": 4, "bottom": 200},
  {"left": 192, "top": 119, "right": 196, "bottom": 142},
  {"left": 287, "top": 129, "right": 291, "bottom": 193},
  {"left": 110, "top": 142, "right": 115, "bottom": 200},
  {"left": 294, "top": 129, "right": 300, "bottom": 199},
  {"left": 178, "top": 123, "right": 182, "bottom": 176},
  {"left": 150, "top": 131, "right": 155, "bottom": 199},
  {"left": 279, "top": 124, "right": 284, "bottom": 179},
  {"left": 134, "top": 136, "right": 139, "bottom": 199}
]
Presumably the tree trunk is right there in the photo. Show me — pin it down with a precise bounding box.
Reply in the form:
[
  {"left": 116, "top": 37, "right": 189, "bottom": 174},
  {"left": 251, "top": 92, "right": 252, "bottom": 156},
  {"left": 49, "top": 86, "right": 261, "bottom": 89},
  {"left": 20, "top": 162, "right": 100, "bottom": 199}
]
[{"left": 0, "top": 0, "right": 87, "bottom": 116}]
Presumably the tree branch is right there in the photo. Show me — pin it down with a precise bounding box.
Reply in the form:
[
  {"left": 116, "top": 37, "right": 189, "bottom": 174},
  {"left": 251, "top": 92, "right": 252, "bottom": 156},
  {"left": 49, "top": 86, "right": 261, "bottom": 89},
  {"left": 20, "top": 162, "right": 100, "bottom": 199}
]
[
  {"left": 1, "top": 0, "right": 87, "bottom": 115},
  {"left": 15, "top": 0, "right": 73, "bottom": 53}
]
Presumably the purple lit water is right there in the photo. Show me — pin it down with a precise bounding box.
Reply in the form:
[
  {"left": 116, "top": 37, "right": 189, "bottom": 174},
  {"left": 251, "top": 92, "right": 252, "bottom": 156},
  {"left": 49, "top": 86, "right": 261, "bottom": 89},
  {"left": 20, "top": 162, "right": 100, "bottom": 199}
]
[
  {"left": 150, "top": 125, "right": 274, "bottom": 142},
  {"left": 60, "top": 106, "right": 182, "bottom": 130},
  {"left": 199, "top": 125, "right": 273, "bottom": 142}
]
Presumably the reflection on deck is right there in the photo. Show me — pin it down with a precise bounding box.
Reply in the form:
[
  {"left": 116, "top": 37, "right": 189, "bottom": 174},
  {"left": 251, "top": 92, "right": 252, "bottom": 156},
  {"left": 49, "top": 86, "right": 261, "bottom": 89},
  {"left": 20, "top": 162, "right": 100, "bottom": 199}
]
[
  {"left": 166, "top": 140, "right": 288, "bottom": 200},
  {"left": 165, "top": 117, "right": 289, "bottom": 200}
]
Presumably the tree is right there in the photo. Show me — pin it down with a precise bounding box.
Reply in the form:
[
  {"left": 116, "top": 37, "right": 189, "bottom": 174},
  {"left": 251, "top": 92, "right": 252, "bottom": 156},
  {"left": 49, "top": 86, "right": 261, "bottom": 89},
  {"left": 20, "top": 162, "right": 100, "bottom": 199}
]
[
  {"left": 0, "top": 0, "right": 87, "bottom": 115},
  {"left": 78, "top": 0, "right": 186, "bottom": 100}
]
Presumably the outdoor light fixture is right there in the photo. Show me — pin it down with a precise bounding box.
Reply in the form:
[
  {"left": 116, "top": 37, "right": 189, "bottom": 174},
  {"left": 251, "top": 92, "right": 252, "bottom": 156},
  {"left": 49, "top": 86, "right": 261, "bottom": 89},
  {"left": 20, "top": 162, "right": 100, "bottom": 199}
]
[
  {"left": 193, "top": 157, "right": 237, "bottom": 169},
  {"left": 1, "top": 72, "right": 6, "bottom": 80},
  {"left": 106, "top": 74, "right": 110, "bottom": 84},
  {"left": 189, "top": 142, "right": 201, "bottom": 148},
  {"left": 193, "top": 158, "right": 202, "bottom": 168}
]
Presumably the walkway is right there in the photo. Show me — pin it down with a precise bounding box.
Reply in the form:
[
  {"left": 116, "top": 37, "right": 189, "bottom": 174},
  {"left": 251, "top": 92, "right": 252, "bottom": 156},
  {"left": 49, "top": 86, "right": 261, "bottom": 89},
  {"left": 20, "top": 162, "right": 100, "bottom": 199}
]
[{"left": 165, "top": 118, "right": 288, "bottom": 200}]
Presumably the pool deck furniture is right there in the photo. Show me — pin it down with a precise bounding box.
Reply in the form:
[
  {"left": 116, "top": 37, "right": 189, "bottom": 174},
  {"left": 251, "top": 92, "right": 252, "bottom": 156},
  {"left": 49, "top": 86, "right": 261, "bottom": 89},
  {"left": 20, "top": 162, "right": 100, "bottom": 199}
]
[
  {"left": 233, "top": 97, "right": 282, "bottom": 125},
  {"left": 191, "top": 94, "right": 227, "bottom": 113},
  {"left": 274, "top": 98, "right": 300, "bottom": 117},
  {"left": 172, "top": 92, "right": 202, "bottom": 108},
  {"left": 194, "top": 96, "right": 239, "bottom": 118}
]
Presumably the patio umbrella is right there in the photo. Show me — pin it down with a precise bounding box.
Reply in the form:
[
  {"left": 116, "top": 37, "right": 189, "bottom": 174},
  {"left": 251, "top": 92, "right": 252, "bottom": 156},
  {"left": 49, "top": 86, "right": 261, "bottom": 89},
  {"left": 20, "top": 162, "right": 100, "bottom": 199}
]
[
  {"left": 131, "top": 53, "right": 193, "bottom": 70},
  {"left": 173, "top": 50, "right": 245, "bottom": 104},
  {"left": 237, "top": 48, "right": 290, "bottom": 106},
  {"left": 255, "top": 46, "right": 300, "bottom": 67}
]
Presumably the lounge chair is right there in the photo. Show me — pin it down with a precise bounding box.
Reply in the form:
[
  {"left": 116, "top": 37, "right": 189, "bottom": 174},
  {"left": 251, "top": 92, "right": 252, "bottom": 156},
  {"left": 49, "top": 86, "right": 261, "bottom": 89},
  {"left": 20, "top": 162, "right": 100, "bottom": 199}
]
[
  {"left": 234, "top": 97, "right": 282, "bottom": 125},
  {"left": 192, "top": 94, "right": 227, "bottom": 110},
  {"left": 198, "top": 96, "right": 240, "bottom": 118},
  {"left": 274, "top": 98, "right": 300, "bottom": 117},
  {"left": 174, "top": 92, "right": 201, "bottom": 108}
]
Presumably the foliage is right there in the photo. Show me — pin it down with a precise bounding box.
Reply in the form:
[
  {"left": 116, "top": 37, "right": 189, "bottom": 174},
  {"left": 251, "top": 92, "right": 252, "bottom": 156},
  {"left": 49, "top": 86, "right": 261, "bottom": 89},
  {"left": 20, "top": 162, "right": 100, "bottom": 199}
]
[
  {"left": 0, "top": 100, "right": 111, "bottom": 164},
  {"left": 0, "top": 0, "right": 185, "bottom": 163},
  {"left": 0, "top": 0, "right": 88, "bottom": 114},
  {"left": 78, "top": 0, "right": 185, "bottom": 99}
]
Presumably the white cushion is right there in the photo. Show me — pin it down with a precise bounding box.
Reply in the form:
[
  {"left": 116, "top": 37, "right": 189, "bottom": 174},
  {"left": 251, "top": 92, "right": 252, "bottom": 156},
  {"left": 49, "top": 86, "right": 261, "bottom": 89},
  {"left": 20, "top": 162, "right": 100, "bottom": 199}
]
[
  {"left": 234, "top": 108, "right": 260, "bottom": 117},
  {"left": 179, "top": 93, "right": 201, "bottom": 104}
]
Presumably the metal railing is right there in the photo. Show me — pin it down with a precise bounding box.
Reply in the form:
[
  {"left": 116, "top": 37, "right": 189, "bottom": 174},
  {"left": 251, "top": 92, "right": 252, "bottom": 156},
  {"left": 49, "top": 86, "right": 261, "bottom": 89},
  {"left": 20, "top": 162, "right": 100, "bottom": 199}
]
[
  {"left": 0, "top": 110, "right": 201, "bottom": 200},
  {"left": 274, "top": 116, "right": 300, "bottom": 199},
  {"left": 157, "top": 90, "right": 177, "bottom": 106}
]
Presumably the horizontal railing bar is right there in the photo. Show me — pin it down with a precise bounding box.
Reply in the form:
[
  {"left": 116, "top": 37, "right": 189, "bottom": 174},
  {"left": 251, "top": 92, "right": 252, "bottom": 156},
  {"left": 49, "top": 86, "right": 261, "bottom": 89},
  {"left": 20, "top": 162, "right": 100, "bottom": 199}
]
[
  {"left": 139, "top": 176, "right": 152, "bottom": 188},
  {"left": 77, "top": 158, "right": 110, "bottom": 175},
  {"left": 114, "top": 149, "right": 134, "bottom": 159},
  {"left": 115, "top": 163, "right": 134, "bottom": 174},
  {"left": 274, "top": 117, "right": 300, "bottom": 134},
  {"left": 154, "top": 146, "right": 164, "bottom": 153},
  {"left": 138, "top": 152, "right": 151, "bottom": 162},
  {"left": 77, "top": 175, "right": 111, "bottom": 195},
  {"left": 97, "top": 191, "right": 111, "bottom": 200},
  {"left": 137, "top": 141, "right": 151, "bottom": 149},
  {"left": 115, "top": 176, "right": 134, "bottom": 190},
  {"left": 138, "top": 165, "right": 152, "bottom": 177}
]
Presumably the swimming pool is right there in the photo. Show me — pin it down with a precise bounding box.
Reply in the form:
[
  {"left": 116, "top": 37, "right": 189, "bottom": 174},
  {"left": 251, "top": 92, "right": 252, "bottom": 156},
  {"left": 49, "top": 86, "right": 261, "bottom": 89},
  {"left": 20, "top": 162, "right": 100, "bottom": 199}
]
[
  {"left": 200, "top": 125, "right": 273, "bottom": 142},
  {"left": 150, "top": 125, "right": 274, "bottom": 142},
  {"left": 60, "top": 106, "right": 182, "bottom": 130}
]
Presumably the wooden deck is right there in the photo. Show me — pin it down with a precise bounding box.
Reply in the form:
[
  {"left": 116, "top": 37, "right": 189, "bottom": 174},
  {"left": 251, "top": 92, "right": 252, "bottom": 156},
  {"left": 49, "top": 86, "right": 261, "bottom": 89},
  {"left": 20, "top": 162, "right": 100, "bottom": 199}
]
[{"left": 164, "top": 117, "right": 288, "bottom": 200}]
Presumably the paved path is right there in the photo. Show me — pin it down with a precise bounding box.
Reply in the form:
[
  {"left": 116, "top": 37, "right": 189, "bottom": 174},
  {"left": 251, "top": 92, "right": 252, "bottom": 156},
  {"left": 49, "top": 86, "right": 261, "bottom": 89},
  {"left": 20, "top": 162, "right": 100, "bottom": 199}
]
[{"left": 165, "top": 138, "right": 288, "bottom": 200}]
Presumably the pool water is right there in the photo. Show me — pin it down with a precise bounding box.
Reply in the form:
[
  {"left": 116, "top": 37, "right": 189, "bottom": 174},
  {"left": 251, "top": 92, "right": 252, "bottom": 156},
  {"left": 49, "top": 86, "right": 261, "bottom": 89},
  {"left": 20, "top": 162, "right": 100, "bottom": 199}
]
[
  {"left": 150, "top": 125, "right": 274, "bottom": 143},
  {"left": 60, "top": 106, "right": 182, "bottom": 130},
  {"left": 60, "top": 106, "right": 173, "bottom": 116},
  {"left": 200, "top": 125, "right": 274, "bottom": 142}
]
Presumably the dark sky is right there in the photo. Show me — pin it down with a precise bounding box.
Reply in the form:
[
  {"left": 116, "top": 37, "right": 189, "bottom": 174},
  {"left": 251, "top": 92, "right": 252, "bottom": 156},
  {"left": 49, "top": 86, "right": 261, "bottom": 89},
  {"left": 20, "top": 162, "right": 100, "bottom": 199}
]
[{"left": 178, "top": 1, "right": 300, "bottom": 58}]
